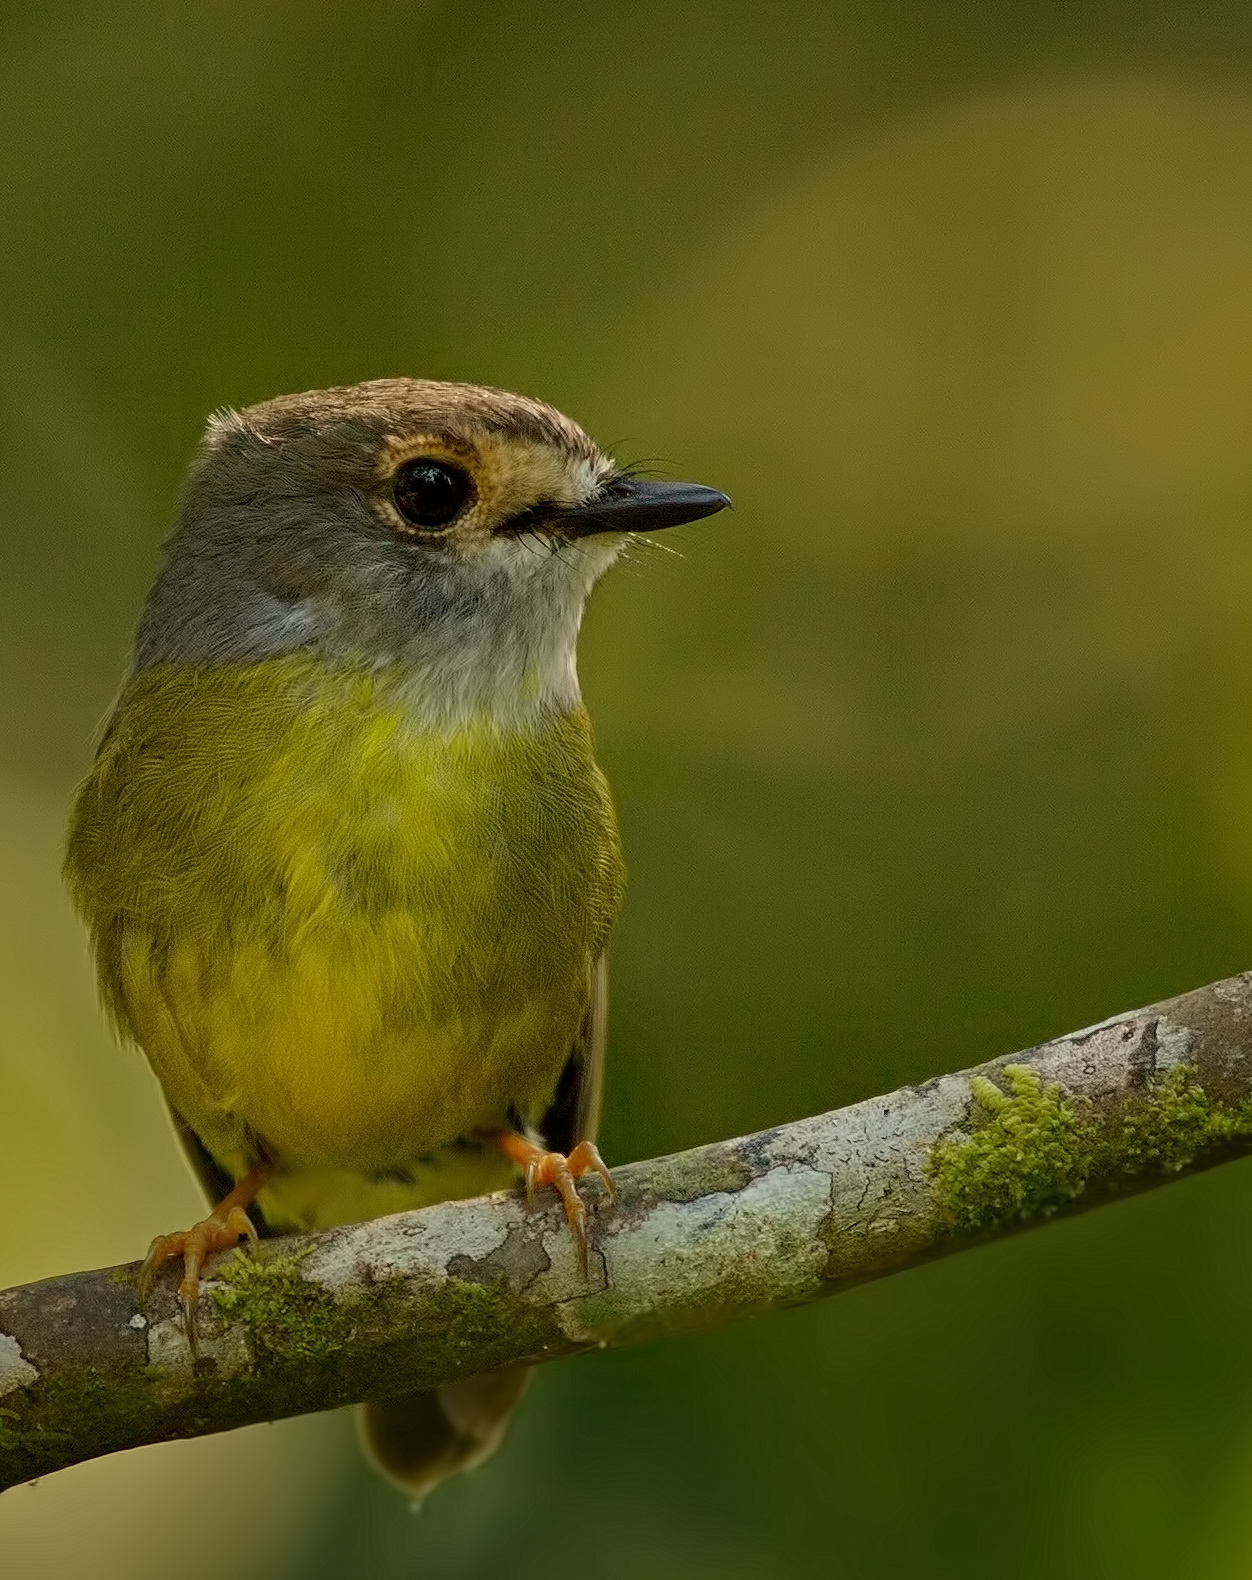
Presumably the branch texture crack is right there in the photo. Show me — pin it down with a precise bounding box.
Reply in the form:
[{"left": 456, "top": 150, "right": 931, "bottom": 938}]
[{"left": 6, "top": 970, "right": 1252, "bottom": 1490}]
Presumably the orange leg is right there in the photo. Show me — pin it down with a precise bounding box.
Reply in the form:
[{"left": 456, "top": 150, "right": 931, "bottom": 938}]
[
  {"left": 137, "top": 1163, "right": 270, "bottom": 1355},
  {"left": 495, "top": 1134, "right": 615, "bottom": 1275}
]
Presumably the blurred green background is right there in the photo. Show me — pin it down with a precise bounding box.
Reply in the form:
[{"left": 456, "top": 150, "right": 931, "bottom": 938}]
[{"left": 7, "top": 2, "right": 1252, "bottom": 1575}]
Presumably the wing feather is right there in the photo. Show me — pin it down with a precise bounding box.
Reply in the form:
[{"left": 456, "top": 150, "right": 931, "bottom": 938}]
[{"left": 538, "top": 952, "right": 608, "bottom": 1154}]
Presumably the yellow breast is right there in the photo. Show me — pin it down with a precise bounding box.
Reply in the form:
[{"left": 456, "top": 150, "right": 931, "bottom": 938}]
[{"left": 64, "top": 655, "right": 623, "bottom": 1221}]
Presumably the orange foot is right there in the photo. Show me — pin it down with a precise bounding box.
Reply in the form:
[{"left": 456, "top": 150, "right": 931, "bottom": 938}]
[
  {"left": 137, "top": 1164, "right": 269, "bottom": 1356},
  {"left": 495, "top": 1134, "right": 615, "bottom": 1275}
]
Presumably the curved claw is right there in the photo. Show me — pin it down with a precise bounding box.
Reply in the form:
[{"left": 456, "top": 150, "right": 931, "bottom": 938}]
[
  {"left": 569, "top": 1140, "right": 615, "bottom": 1202},
  {"left": 180, "top": 1291, "right": 201, "bottom": 1354},
  {"left": 495, "top": 1133, "right": 615, "bottom": 1277},
  {"left": 135, "top": 1166, "right": 269, "bottom": 1356}
]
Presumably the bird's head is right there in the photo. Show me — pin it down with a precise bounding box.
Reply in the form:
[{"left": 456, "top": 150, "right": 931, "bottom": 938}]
[{"left": 134, "top": 379, "right": 729, "bottom": 726}]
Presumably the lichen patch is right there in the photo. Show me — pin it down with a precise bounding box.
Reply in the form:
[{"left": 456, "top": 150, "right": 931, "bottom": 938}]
[
  {"left": 0, "top": 1333, "right": 38, "bottom": 1397},
  {"left": 145, "top": 1306, "right": 250, "bottom": 1375},
  {"left": 303, "top": 1198, "right": 524, "bottom": 1292},
  {"left": 563, "top": 1164, "right": 832, "bottom": 1346}
]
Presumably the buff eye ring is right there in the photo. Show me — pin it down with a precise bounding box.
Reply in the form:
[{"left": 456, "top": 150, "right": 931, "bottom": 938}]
[{"left": 392, "top": 458, "right": 472, "bottom": 529}]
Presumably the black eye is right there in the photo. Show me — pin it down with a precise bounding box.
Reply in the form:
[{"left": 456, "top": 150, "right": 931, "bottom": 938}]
[{"left": 392, "top": 459, "right": 472, "bottom": 530}]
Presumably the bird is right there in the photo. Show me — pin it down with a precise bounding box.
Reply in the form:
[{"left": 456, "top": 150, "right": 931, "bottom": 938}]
[{"left": 63, "top": 377, "right": 730, "bottom": 1496}]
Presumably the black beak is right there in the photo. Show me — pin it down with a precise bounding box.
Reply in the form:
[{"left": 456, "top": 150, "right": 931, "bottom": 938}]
[{"left": 541, "top": 477, "right": 732, "bottom": 537}]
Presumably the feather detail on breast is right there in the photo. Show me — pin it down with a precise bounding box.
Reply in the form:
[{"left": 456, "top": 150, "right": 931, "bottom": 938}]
[{"left": 63, "top": 654, "right": 623, "bottom": 1177}]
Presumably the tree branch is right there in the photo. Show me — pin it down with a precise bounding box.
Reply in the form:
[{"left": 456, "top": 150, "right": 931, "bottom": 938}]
[{"left": 6, "top": 970, "right": 1252, "bottom": 1491}]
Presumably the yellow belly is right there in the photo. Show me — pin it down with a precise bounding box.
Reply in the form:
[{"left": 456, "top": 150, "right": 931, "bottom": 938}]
[{"left": 65, "top": 656, "right": 623, "bottom": 1229}]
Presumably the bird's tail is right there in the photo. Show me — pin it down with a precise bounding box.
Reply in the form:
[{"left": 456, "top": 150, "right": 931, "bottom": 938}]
[{"left": 359, "top": 1368, "right": 533, "bottom": 1499}]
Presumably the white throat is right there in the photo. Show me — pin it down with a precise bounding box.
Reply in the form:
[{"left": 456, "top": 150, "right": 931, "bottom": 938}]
[{"left": 390, "top": 532, "right": 620, "bottom": 732}]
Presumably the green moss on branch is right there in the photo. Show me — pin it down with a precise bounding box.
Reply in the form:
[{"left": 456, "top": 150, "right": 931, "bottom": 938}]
[
  {"left": 927, "top": 1065, "right": 1090, "bottom": 1232},
  {"left": 1115, "top": 1064, "right": 1252, "bottom": 1174},
  {"left": 928, "top": 1057, "right": 1252, "bottom": 1238}
]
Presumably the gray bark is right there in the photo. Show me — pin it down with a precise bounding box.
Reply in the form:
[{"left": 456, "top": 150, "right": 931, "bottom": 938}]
[{"left": 4, "top": 970, "right": 1252, "bottom": 1492}]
